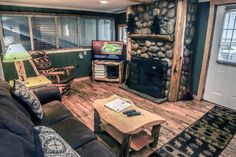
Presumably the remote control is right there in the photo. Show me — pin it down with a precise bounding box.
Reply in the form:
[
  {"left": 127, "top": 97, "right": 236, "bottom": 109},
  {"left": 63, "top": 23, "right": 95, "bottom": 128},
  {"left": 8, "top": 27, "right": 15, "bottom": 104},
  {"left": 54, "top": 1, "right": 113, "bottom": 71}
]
[
  {"left": 123, "top": 109, "right": 136, "bottom": 114},
  {"left": 127, "top": 112, "right": 141, "bottom": 117}
]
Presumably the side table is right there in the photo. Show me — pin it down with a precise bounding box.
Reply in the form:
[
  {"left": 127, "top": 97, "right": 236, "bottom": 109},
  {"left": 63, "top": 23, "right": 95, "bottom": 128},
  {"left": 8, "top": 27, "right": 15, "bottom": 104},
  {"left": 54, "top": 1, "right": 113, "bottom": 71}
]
[{"left": 9, "top": 75, "right": 52, "bottom": 89}]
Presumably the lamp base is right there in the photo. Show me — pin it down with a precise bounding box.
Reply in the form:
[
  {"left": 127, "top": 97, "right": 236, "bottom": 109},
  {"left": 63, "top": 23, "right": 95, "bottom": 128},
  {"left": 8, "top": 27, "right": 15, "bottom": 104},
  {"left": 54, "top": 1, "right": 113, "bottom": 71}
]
[{"left": 14, "top": 61, "right": 28, "bottom": 82}]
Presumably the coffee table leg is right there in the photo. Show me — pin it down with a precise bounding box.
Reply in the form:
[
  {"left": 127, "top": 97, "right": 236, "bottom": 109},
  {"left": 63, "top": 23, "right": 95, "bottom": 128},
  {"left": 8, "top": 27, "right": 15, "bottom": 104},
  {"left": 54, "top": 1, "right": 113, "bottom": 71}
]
[
  {"left": 94, "top": 109, "right": 101, "bottom": 133},
  {"left": 120, "top": 134, "right": 131, "bottom": 157},
  {"left": 149, "top": 125, "right": 161, "bottom": 148}
]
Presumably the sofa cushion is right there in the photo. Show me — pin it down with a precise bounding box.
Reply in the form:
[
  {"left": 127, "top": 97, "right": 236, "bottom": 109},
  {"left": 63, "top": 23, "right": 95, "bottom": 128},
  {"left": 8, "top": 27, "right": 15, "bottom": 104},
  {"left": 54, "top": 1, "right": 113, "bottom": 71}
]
[
  {"left": 34, "top": 100, "right": 72, "bottom": 126},
  {"left": 75, "top": 140, "right": 116, "bottom": 157},
  {"left": 0, "top": 96, "right": 34, "bottom": 137},
  {"left": 0, "top": 128, "right": 35, "bottom": 157},
  {"left": 0, "top": 94, "right": 35, "bottom": 157},
  {"left": 49, "top": 117, "right": 96, "bottom": 149},
  {"left": 34, "top": 126, "right": 81, "bottom": 157},
  {"left": 12, "top": 80, "right": 43, "bottom": 119}
]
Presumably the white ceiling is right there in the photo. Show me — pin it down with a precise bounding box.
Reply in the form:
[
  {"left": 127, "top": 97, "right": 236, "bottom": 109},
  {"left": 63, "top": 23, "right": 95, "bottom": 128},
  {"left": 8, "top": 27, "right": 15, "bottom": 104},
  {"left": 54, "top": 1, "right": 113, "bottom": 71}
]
[{"left": 0, "top": 0, "right": 139, "bottom": 13}]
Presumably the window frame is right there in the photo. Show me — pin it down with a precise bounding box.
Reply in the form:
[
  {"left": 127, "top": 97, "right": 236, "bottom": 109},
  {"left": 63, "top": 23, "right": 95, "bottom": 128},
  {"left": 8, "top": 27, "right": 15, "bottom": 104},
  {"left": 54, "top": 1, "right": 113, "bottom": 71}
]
[
  {"left": 31, "top": 15, "right": 58, "bottom": 50},
  {"left": 217, "top": 6, "right": 236, "bottom": 66},
  {"left": 0, "top": 12, "right": 115, "bottom": 54},
  {"left": 118, "top": 24, "right": 127, "bottom": 45}
]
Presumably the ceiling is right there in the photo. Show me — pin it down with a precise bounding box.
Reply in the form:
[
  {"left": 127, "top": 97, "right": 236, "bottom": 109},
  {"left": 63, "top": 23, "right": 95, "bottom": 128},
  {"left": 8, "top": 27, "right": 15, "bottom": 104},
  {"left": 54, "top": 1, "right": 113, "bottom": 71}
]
[{"left": 0, "top": 0, "right": 139, "bottom": 13}]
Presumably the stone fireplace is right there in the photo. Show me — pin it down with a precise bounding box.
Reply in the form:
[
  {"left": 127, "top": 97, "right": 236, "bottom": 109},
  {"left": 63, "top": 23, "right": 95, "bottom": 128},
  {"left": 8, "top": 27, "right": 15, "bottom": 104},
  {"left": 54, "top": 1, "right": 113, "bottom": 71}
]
[{"left": 123, "top": 0, "right": 198, "bottom": 102}]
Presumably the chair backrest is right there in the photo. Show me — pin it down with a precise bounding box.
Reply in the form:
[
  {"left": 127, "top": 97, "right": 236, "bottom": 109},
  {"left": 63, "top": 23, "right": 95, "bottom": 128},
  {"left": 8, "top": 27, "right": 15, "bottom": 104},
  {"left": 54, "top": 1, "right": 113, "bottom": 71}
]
[{"left": 30, "top": 51, "right": 54, "bottom": 75}]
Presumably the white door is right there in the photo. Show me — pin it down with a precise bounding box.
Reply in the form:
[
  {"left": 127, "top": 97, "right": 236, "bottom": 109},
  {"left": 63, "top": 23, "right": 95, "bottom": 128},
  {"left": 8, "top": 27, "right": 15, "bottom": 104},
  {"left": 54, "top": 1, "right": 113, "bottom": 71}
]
[{"left": 204, "top": 6, "right": 236, "bottom": 110}]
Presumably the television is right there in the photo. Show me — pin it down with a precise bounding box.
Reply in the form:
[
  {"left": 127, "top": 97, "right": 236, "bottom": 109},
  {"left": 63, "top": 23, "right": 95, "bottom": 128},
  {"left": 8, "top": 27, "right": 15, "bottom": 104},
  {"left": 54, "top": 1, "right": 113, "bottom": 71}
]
[{"left": 92, "top": 40, "right": 123, "bottom": 60}]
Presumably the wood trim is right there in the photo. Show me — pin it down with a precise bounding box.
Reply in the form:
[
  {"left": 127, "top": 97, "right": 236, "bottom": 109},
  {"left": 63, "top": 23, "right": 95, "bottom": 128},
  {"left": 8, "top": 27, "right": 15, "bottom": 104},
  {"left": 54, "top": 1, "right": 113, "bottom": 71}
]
[
  {"left": 0, "top": 16, "right": 5, "bottom": 55},
  {"left": 29, "top": 48, "right": 91, "bottom": 54},
  {"left": 211, "top": 0, "right": 236, "bottom": 5},
  {"left": 196, "top": 5, "right": 216, "bottom": 101},
  {"left": 168, "top": 0, "right": 188, "bottom": 101},
  {"left": 28, "top": 16, "right": 35, "bottom": 51},
  {"left": 126, "top": 6, "right": 133, "bottom": 62},
  {"left": 77, "top": 17, "right": 81, "bottom": 47},
  {"left": 118, "top": 24, "right": 127, "bottom": 42},
  {"left": 128, "top": 34, "right": 174, "bottom": 41},
  {"left": 0, "top": 16, "right": 6, "bottom": 80},
  {"left": 55, "top": 16, "right": 60, "bottom": 49}
]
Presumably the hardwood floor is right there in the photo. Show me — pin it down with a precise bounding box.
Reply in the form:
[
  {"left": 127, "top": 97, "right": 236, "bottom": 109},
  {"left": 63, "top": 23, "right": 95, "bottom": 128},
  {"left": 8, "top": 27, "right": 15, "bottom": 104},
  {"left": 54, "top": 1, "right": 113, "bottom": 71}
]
[{"left": 62, "top": 79, "right": 236, "bottom": 157}]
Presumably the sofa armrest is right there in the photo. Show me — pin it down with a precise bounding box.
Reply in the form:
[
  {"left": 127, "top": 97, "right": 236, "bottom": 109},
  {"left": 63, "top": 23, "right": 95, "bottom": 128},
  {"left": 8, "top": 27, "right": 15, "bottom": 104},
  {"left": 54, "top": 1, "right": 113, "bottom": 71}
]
[{"left": 32, "top": 86, "right": 61, "bottom": 104}]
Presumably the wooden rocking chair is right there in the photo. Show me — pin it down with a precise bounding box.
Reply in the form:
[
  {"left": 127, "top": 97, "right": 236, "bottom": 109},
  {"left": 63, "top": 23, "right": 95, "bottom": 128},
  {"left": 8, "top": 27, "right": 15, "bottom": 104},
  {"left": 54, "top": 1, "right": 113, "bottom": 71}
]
[{"left": 29, "top": 50, "right": 75, "bottom": 93}]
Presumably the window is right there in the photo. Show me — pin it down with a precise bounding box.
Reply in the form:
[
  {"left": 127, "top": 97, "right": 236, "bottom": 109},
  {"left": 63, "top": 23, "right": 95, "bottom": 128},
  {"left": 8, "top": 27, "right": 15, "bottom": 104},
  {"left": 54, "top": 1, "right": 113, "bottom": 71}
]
[
  {"left": 218, "top": 6, "right": 236, "bottom": 64},
  {"left": 98, "top": 19, "right": 114, "bottom": 40},
  {"left": 79, "top": 17, "right": 115, "bottom": 47},
  {"left": 1, "top": 16, "right": 31, "bottom": 51},
  {"left": 0, "top": 14, "right": 115, "bottom": 51},
  {"left": 118, "top": 25, "right": 127, "bottom": 45},
  {"left": 79, "top": 17, "right": 97, "bottom": 47},
  {"left": 32, "top": 16, "right": 57, "bottom": 50},
  {"left": 58, "top": 17, "right": 78, "bottom": 48}
]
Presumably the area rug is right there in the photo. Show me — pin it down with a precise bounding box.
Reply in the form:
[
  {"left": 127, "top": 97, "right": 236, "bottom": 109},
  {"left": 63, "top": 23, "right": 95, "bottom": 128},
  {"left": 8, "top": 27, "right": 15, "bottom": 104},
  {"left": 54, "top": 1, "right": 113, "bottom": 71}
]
[{"left": 149, "top": 105, "right": 236, "bottom": 157}]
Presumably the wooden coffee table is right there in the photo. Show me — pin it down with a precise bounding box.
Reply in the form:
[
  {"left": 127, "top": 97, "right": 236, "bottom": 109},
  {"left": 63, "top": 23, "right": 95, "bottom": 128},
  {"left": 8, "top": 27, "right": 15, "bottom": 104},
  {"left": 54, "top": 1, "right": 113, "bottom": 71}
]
[{"left": 93, "top": 95, "right": 166, "bottom": 157}]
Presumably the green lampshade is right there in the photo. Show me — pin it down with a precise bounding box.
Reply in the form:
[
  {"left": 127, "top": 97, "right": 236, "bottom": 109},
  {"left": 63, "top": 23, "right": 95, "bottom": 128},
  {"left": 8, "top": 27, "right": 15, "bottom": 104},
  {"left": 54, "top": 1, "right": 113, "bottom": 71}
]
[{"left": 3, "top": 44, "right": 32, "bottom": 63}]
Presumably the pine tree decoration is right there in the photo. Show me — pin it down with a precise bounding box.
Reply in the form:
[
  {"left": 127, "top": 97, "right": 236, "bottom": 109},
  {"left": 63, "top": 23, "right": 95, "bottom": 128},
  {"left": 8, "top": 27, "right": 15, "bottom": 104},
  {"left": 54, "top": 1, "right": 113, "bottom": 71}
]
[
  {"left": 151, "top": 16, "right": 161, "bottom": 34},
  {"left": 127, "top": 13, "right": 136, "bottom": 34}
]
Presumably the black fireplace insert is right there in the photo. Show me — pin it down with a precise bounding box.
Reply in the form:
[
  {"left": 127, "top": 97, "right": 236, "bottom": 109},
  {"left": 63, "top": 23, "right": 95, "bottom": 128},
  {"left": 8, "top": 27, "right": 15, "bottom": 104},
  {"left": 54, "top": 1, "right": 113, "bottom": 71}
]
[{"left": 126, "top": 56, "right": 168, "bottom": 99}]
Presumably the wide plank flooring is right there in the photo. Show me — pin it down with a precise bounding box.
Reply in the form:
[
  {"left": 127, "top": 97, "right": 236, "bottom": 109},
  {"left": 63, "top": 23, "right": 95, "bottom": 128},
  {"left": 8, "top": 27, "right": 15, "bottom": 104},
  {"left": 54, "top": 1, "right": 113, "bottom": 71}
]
[{"left": 62, "top": 79, "right": 236, "bottom": 157}]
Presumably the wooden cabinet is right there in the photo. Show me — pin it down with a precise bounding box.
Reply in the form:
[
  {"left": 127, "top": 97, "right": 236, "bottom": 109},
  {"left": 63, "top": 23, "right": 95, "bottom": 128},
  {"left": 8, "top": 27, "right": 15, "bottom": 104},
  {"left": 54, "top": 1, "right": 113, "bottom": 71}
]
[{"left": 92, "top": 60, "right": 124, "bottom": 84}]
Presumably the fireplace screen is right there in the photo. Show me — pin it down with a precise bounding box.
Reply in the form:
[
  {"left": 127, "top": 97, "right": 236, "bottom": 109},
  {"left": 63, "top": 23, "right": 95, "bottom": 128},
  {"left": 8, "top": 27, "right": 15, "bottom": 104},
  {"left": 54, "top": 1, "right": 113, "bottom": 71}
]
[{"left": 126, "top": 57, "right": 168, "bottom": 99}]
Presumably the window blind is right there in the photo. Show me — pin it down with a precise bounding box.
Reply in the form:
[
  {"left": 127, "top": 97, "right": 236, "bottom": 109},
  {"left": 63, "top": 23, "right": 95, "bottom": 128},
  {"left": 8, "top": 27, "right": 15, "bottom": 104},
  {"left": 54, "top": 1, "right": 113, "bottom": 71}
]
[
  {"left": 1, "top": 16, "right": 31, "bottom": 51},
  {"left": 31, "top": 16, "right": 57, "bottom": 50},
  {"left": 98, "top": 19, "right": 114, "bottom": 40},
  {"left": 58, "top": 17, "right": 78, "bottom": 48},
  {"left": 79, "top": 17, "right": 97, "bottom": 47}
]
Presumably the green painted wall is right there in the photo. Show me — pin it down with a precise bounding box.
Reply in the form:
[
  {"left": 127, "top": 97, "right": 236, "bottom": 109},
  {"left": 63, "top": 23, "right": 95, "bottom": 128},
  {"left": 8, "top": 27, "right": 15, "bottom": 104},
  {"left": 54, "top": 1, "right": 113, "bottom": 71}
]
[
  {"left": 190, "top": 2, "right": 210, "bottom": 95},
  {"left": 0, "top": 5, "right": 113, "bottom": 81},
  {"left": 3, "top": 51, "right": 92, "bottom": 81}
]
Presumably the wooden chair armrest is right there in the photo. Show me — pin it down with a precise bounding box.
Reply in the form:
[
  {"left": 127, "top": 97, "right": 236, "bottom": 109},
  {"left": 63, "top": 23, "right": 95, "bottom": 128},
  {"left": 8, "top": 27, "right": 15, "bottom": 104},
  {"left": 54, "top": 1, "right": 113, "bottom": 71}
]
[
  {"left": 54, "top": 66, "right": 75, "bottom": 71},
  {"left": 45, "top": 71, "right": 65, "bottom": 76}
]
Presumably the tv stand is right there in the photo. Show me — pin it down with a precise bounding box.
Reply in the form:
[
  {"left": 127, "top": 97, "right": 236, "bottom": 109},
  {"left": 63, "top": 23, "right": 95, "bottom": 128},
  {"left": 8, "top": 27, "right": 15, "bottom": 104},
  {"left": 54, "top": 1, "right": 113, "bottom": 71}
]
[{"left": 92, "top": 60, "right": 124, "bottom": 83}]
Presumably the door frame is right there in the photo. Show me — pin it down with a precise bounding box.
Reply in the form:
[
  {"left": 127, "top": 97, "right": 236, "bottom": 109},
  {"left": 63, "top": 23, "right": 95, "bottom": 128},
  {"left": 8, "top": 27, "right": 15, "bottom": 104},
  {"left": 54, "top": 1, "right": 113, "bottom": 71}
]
[
  {"left": 196, "top": 0, "right": 236, "bottom": 100},
  {"left": 0, "top": 59, "right": 4, "bottom": 80}
]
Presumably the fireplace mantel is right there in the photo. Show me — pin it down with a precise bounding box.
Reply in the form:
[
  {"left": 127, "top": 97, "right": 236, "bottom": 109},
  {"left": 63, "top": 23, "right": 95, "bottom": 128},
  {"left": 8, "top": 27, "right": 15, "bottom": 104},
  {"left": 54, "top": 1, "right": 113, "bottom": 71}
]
[{"left": 128, "top": 34, "right": 174, "bottom": 42}]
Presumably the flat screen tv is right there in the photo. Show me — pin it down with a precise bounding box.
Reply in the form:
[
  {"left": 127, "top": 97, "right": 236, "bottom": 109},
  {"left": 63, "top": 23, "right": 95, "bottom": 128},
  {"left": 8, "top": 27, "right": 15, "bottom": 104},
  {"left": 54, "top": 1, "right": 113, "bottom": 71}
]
[{"left": 92, "top": 40, "right": 123, "bottom": 60}]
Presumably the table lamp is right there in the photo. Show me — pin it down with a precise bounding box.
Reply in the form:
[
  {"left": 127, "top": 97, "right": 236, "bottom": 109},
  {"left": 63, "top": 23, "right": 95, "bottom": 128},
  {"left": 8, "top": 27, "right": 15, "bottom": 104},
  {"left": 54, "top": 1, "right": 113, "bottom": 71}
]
[{"left": 3, "top": 44, "right": 32, "bottom": 82}]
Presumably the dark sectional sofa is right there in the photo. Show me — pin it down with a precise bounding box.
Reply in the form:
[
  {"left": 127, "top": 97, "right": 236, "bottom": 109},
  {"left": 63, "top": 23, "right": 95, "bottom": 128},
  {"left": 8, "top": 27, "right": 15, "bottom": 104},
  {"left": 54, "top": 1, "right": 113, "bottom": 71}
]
[{"left": 0, "top": 79, "right": 116, "bottom": 157}]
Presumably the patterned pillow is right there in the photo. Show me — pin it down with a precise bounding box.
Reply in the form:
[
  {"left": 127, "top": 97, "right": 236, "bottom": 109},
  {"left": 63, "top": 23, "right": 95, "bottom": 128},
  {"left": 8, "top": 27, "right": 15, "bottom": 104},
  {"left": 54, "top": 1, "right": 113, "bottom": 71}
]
[
  {"left": 13, "top": 80, "right": 43, "bottom": 119},
  {"left": 34, "top": 126, "right": 81, "bottom": 157}
]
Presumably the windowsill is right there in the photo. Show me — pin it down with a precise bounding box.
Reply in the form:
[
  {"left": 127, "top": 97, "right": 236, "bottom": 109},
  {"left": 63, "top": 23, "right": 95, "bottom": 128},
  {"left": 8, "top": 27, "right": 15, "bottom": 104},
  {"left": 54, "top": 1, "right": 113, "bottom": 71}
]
[{"left": 29, "top": 48, "right": 92, "bottom": 54}]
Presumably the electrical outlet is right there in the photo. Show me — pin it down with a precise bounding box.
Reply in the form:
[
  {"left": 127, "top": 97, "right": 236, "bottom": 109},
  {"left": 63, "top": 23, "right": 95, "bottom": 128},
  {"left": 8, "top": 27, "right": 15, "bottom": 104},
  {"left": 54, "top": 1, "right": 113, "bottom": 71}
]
[{"left": 79, "top": 53, "right": 83, "bottom": 59}]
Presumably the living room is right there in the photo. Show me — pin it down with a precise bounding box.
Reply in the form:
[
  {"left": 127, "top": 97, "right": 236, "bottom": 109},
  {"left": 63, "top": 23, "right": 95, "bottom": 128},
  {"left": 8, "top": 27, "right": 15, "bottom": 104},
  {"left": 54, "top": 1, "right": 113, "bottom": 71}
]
[{"left": 0, "top": 0, "right": 235, "bottom": 157}]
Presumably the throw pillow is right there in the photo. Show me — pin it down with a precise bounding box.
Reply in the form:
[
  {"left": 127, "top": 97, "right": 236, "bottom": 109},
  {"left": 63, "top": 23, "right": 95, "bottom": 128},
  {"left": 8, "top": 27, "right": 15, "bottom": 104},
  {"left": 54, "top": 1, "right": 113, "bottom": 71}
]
[
  {"left": 34, "top": 126, "right": 81, "bottom": 157},
  {"left": 13, "top": 80, "right": 43, "bottom": 119}
]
